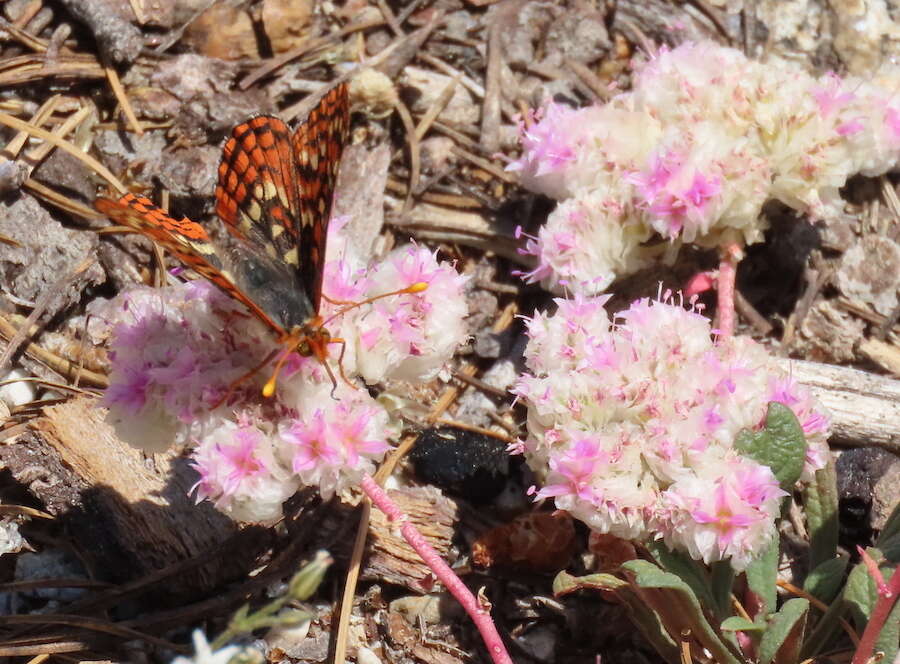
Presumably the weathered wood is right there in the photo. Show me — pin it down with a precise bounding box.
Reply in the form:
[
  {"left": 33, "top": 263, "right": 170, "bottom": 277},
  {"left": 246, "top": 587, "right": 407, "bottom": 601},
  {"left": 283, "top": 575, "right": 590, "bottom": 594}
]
[
  {"left": 776, "top": 358, "right": 900, "bottom": 454},
  {"left": 1, "top": 397, "right": 264, "bottom": 596}
]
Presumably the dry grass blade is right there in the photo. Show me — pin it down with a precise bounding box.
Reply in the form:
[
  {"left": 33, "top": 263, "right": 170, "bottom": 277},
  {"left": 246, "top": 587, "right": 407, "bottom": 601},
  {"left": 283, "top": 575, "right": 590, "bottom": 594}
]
[
  {"left": 103, "top": 61, "right": 143, "bottom": 135},
  {"left": 451, "top": 144, "right": 515, "bottom": 184},
  {"left": 0, "top": 258, "right": 96, "bottom": 377},
  {"left": 23, "top": 178, "right": 100, "bottom": 220},
  {"left": 3, "top": 95, "right": 61, "bottom": 158},
  {"left": 0, "top": 16, "right": 49, "bottom": 51},
  {"left": 23, "top": 106, "right": 93, "bottom": 173},
  {"left": 0, "top": 112, "right": 125, "bottom": 193},
  {"left": 415, "top": 76, "right": 457, "bottom": 141},
  {"left": 239, "top": 15, "right": 386, "bottom": 90},
  {"left": 393, "top": 99, "right": 419, "bottom": 214},
  {"left": 0, "top": 503, "right": 53, "bottom": 519},
  {"left": 481, "top": 15, "right": 503, "bottom": 153},
  {"left": 126, "top": 0, "right": 146, "bottom": 24},
  {"left": 0, "top": 316, "right": 109, "bottom": 390},
  {"left": 0, "top": 376, "right": 98, "bottom": 397},
  {"left": 0, "top": 614, "right": 185, "bottom": 652},
  {"left": 565, "top": 58, "right": 612, "bottom": 101}
]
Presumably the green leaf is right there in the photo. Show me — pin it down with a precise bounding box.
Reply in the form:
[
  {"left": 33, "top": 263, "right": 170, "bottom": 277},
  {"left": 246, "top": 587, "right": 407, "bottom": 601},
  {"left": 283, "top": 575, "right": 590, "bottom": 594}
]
[
  {"left": 878, "top": 531, "right": 900, "bottom": 565},
  {"left": 875, "top": 501, "right": 900, "bottom": 563},
  {"left": 745, "top": 537, "right": 779, "bottom": 619},
  {"left": 803, "top": 555, "right": 848, "bottom": 604},
  {"left": 609, "top": 584, "right": 682, "bottom": 663},
  {"left": 757, "top": 598, "right": 809, "bottom": 664},
  {"left": 845, "top": 552, "right": 898, "bottom": 664},
  {"left": 720, "top": 616, "right": 763, "bottom": 632},
  {"left": 553, "top": 570, "right": 681, "bottom": 663},
  {"left": 552, "top": 570, "right": 626, "bottom": 595},
  {"left": 646, "top": 542, "right": 717, "bottom": 613},
  {"left": 735, "top": 402, "right": 807, "bottom": 490},
  {"left": 710, "top": 560, "right": 736, "bottom": 622},
  {"left": 804, "top": 456, "right": 839, "bottom": 570},
  {"left": 844, "top": 549, "right": 883, "bottom": 628},
  {"left": 622, "top": 560, "right": 743, "bottom": 664},
  {"left": 874, "top": 569, "right": 899, "bottom": 664},
  {"left": 877, "top": 501, "right": 900, "bottom": 549},
  {"left": 799, "top": 596, "right": 847, "bottom": 660}
]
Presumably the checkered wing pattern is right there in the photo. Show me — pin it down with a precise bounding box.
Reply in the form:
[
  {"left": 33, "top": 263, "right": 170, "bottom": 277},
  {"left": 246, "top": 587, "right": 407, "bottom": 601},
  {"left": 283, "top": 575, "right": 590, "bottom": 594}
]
[
  {"left": 215, "top": 83, "right": 349, "bottom": 313},
  {"left": 292, "top": 83, "right": 350, "bottom": 312},
  {"left": 95, "top": 193, "right": 284, "bottom": 334}
]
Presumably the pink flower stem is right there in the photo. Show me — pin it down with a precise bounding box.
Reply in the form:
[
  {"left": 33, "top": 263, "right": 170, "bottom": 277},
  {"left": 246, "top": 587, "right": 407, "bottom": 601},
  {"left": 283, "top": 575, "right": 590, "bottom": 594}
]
[
  {"left": 850, "top": 549, "right": 900, "bottom": 664},
  {"left": 360, "top": 473, "right": 513, "bottom": 664},
  {"left": 716, "top": 243, "right": 741, "bottom": 338}
]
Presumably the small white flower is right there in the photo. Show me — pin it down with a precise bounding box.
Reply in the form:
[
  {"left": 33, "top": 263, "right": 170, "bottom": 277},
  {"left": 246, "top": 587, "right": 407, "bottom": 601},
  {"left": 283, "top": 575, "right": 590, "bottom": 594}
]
[{"left": 171, "top": 630, "right": 244, "bottom": 664}]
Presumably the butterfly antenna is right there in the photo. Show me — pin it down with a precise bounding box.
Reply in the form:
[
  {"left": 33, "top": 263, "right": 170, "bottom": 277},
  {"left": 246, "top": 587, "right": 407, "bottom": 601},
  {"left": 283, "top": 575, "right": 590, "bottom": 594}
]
[
  {"left": 322, "top": 282, "right": 428, "bottom": 328},
  {"left": 262, "top": 346, "right": 296, "bottom": 398}
]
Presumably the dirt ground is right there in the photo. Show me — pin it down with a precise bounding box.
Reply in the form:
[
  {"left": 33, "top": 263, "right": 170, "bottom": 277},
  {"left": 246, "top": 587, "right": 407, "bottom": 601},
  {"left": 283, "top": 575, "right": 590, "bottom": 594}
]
[{"left": 0, "top": 0, "right": 898, "bottom": 662}]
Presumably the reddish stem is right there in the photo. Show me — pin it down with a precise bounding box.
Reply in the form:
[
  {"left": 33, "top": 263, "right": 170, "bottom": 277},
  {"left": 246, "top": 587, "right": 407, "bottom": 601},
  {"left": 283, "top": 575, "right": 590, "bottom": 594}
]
[
  {"left": 716, "top": 244, "right": 740, "bottom": 338},
  {"left": 360, "top": 474, "right": 514, "bottom": 664},
  {"left": 851, "top": 554, "right": 899, "bottom": 664}
]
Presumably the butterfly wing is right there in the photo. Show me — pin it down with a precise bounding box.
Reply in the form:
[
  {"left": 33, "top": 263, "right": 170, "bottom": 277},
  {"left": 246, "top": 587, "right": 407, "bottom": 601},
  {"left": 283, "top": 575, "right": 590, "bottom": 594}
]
[
  {"left": 292, "top": 82, "right": 350, "bottom": 313},
  {"left": 215, "top": 115, "right": 301, "bottom": 260},
  {"left": 96, "top": 193, "right": 289, "bottom": 336}
]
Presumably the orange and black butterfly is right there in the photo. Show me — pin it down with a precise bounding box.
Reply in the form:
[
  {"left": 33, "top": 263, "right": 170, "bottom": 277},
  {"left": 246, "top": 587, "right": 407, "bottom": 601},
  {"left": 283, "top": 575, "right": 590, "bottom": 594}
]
[{"left": 96, "top": 83, "right": 351, "bottom": 394}]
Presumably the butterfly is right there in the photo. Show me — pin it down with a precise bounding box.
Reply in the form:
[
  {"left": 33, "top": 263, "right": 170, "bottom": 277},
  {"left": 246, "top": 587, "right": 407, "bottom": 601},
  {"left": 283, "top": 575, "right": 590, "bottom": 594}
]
[{"left": 96, "top": 83, "right": 353, "bottom": 396}]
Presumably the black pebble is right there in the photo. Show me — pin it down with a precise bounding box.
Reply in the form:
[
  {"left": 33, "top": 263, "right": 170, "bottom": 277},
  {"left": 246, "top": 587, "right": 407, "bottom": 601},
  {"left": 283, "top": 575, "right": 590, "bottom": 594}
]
[{"left": 409, "top": 426, "right": 516, "bottom": 504}]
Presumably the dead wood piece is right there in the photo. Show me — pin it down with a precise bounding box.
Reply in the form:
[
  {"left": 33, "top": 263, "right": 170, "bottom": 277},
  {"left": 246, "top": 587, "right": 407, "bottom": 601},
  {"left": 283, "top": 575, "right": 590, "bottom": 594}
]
[
  {"left": 56, "top": 0, "right": 143, "bottom": 64},
  {"left": 480, "top": 9, "right": 503, "bottom": 154},
  {"left": 776, "top": 358, "right": 900, "bottom": 454},
  {"left": 858, "top": 338, "right": 900, "bottom": 378},
  {"left": 0, "top": 398, "right": 253, "bottom": 596},
  {"left": 363, "top": 486, "right": 458, "bottom": 593},
  {"left": 333, "top": 143, "right": 391, "bottom": 261},
  {"left": 0, "top": 53, "right": 105, "bottom": 86},
  {"left": 389, "top": 202, "right": 525, "bottom": 264}
]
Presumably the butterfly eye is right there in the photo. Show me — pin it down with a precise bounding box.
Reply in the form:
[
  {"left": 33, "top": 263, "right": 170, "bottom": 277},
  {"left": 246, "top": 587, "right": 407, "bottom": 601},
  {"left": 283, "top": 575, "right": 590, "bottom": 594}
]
[{"left": 297, "top": 339, "right": 312, "bottom": 356}]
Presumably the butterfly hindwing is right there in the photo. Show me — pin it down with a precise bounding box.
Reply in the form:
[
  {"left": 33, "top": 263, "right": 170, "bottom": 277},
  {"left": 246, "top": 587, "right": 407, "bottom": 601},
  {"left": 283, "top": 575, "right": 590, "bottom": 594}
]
[{"left": 292, "top": 82, "right": 350, "bottom": 312}]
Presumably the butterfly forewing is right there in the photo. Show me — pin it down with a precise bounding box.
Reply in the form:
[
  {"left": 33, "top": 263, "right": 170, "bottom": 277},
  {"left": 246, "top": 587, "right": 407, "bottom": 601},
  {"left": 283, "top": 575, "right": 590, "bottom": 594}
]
[
  {"left": 292, "top": 82, "right": 350, "bottom": 312},
  {"left": 215, "top": 116, "right": 301, "bottom": 260},
  {"left": 95, "top": 194, "right": 287, "bottom": 335}
]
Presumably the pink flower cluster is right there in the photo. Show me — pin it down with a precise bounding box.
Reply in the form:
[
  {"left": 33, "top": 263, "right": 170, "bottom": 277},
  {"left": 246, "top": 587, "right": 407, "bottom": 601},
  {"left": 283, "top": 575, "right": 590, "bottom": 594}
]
[
  {"left": 509, "top": 41, "right": 900, "bottom": 294},
  {"left": 513, "top": 294, "right": 830, "bottom": 570},
  {"left": 90, "top": 228, "right": 468, "bottom": 521}
]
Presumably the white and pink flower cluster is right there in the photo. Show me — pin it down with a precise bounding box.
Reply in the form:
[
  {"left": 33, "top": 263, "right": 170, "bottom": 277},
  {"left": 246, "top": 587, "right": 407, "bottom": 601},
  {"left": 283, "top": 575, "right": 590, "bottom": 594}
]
[
  {"left": 513, "top": 294, "right": 830, "bottom": 570},
  {"left": 510, "top": 41, "right": 900, "bottom": 294},
  {"left": 90, "top": 228, "right": 468, "bottom": 522}
]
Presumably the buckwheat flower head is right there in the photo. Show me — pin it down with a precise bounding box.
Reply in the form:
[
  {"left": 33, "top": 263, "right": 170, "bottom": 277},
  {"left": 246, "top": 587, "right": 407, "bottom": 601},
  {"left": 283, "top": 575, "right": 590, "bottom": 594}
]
[
  {"left": 349, "top": 244, "right": 469, "bottom": 383},
  {"left": 511, "top": 40, "right": 900, "bottom": 296},
  {"left": 514, "top": 294, "right": 830, "bottom": 570},
  {"left": 92, "top": 223, "right": 468, "bottom": 520},
  {"left": 191, "top": 416, "right": 299, "bottom": 522},
  {"left": 90, "top": 281, "right": 273, "bottom": 452},
  {"left": 278, "top": 376, "right": 393, "bottom": 499}
]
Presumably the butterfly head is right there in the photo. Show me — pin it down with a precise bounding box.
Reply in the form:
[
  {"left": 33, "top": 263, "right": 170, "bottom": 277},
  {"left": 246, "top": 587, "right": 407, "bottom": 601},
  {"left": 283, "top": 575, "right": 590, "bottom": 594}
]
[
  {"left": 262, "top": 320, "right": 345, "bottom": 398},
  {"left": 260, "top": 281, "right": 429, "bottom": 399}
]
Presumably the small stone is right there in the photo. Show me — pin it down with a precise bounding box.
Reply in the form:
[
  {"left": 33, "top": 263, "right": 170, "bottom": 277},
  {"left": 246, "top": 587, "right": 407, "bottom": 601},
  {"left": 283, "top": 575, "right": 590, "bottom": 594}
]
[{"left": 836, "top": 236, "right": 900, "bottom": 317}]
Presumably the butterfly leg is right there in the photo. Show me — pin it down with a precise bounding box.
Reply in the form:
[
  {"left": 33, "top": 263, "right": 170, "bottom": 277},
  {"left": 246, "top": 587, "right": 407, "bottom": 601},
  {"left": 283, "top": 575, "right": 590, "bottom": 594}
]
[{"left": 326, "top": 336, "right": 358, "bottom": 397}]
